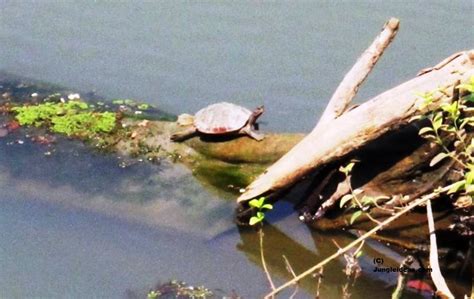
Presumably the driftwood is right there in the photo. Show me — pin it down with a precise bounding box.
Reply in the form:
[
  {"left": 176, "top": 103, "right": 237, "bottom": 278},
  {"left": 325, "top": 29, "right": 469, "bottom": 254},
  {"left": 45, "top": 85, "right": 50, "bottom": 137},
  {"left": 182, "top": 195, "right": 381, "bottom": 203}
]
[
  {"left": 237, "top": 50, "right": 474, "bottom": 203},
  {"left": 317, "top": 18, "right": 399, "bottom": 126},
  {"left": 426, "top": 200, "right": 455, "bottom": 299}
]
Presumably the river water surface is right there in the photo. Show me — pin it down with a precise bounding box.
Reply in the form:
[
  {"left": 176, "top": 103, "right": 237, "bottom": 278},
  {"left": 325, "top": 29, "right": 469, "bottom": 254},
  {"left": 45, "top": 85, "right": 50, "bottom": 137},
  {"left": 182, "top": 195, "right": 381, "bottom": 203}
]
[{"left": 0, "top": 1, "right": 472, "bottom": 298}]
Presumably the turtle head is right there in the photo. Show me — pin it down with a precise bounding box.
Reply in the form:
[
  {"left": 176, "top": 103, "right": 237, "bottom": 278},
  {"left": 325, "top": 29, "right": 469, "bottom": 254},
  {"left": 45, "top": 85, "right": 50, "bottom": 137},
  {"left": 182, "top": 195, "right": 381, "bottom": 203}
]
[
  {"left": 248, "top": 105, "right": 264, "bottom": 129},
  {"left": 254, "top": 105, "right": 264, "bottom": 117},
  {"left": 176, "top": 113, "right": 195, "bottom": 126}
]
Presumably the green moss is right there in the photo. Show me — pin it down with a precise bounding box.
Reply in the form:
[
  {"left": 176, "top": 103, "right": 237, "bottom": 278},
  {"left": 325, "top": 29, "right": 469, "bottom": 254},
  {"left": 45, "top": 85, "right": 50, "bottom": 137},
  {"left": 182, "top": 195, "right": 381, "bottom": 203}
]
[
  {"left": 193, "top": 159, "right": 266, "bottom": 193},
  {"left": 12, "top": 100, "right": 117, "bottom": 138}
]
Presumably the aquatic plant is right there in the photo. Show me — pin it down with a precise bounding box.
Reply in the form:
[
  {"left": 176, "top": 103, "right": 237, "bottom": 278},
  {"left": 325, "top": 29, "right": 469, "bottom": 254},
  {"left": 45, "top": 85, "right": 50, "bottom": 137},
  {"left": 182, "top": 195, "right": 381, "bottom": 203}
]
[
  {"left": 247, "top": 196, "right": 276, "bottom": 294},
  {"left": 12, "top": 99, "right": 117, "bottom": 139},
  {"left": 264, "top": 78, "right": 474, "bottom": 298},
  {"left": 338, "top": 161, "right": 388, "bottom": 225},
  {"left": 112, "top": 98, "right": 150, "bottom": 110},
  {"left": 248, "top": 196, "right": 273, "bottom": 225},
  {"left": 416, "top": 76, "right": 474, "bottom": 203},
  {"left": 147, "top": 290, "right": 160, "bottom": 299},
  {"left": 338, "top": 77, "right": 474, "bottom": 225},
  {"left": 147, "top": 280, "right": 213, "bottom": 298}
]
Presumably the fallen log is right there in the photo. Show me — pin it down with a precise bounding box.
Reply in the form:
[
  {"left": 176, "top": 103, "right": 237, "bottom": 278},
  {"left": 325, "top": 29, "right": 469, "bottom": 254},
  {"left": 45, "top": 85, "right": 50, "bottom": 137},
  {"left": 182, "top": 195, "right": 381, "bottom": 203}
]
[
  {"left": 0, "top": 73, "right": 303, "bottom": 194},
  {"left": 237, "top": 50, "right": 474, "bottom": 203},
  {"left": 317, "top": 17, "right": 399, "bottom": 126}
]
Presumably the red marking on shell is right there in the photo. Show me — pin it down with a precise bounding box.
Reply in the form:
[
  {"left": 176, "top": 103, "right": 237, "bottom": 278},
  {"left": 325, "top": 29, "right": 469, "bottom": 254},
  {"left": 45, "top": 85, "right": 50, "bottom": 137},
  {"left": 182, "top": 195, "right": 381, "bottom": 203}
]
[{"left": 211, "top": 126, "right": 231, "bottom": 133}]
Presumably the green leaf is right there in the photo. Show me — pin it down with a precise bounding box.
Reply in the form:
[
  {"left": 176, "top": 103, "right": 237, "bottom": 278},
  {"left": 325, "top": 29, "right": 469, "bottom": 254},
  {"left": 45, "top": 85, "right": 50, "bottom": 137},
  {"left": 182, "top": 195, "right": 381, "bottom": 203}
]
[
  {"left": 361, "top": 196, "right": 373, "bottom": 205},
  {"left": 465, "top": 171, "right": 474, "bottom": 185},
  {"left": 355, "top": 251, "right": 363, "bottom": 259},
  {"left": 339, "top": 162, "right": 355, "bottom": 175},
  {"left": 261, "top": 204, "right": 273, "bottom": 210},
  {"left": 249, "top": 199, "right": 262, "bottom": 208},
  {"left": 112, "top": 99, "right": 124, "bottom": 105},
  {"left": 465, "top": 184, "right": 474, "bottom": 194},
  {"left": 350, "top": 211, "right": 362, "bottom": 225},
  {"left": 249, "top": 216, "right": 262, "bottom": 226},
  {"left": 418, "top": 127, "right": 434, "bottom": 135},
  {"left": 410, "top": 115, "right": 423, "bottom": 122},
  {"left": 432, "top": 112, "right": 443, "bottom": 131},
  {"left": 460, "top": 117, "right": 472, "bottom": 129},
  {"left": 440, "top": 125, "right": 456, "bottom": 133},
  {"left": 458, "top": 83, "right": 474, "bottom": 93},
  {"left": 466, "top": 94, "right": 474, "bottom": 103},
  {"left": 429, "top": 152, "right": 450, "bottom": 167},
  {"left": 340, "top": 194, "right": 354, "bottom": 208},
  {"left": 447, "top": 180, "right": 466, "bottom": 194},
  {"left": 137, "top": 103, "right": 150, "bottom": 110}
]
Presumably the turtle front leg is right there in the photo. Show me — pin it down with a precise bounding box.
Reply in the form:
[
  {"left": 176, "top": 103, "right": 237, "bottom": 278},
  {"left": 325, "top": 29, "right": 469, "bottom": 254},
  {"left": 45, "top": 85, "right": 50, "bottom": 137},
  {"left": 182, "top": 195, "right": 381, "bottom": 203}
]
[
  {"left": 241, "top": 125, "right": 264, "bottom": 141},
  {"left": 170, "top": 127, "right": 198, "bottom": 142}
]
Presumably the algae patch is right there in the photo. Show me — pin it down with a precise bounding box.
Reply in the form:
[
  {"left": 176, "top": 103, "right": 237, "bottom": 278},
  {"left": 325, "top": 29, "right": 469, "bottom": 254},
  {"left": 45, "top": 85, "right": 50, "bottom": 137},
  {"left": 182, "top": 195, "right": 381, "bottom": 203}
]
[{"left": 12, "top": 100, "right": 117, "bottom": 139}]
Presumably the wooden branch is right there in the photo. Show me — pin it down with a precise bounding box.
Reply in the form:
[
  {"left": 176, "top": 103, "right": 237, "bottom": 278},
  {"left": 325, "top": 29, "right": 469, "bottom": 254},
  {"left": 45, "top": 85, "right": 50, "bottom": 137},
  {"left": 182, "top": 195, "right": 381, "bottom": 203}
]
[
  {"left": 238, "top": 50, "right": 474, "bottom": 203},
  {"left": 317, "top": 18, "right": 399, "bottom": 126},
  {"left": 264, "top": 183, "right": 452, "bottom": 298},
  {"left": 426, "top": 200, "right": 455, "bottom": 299}
]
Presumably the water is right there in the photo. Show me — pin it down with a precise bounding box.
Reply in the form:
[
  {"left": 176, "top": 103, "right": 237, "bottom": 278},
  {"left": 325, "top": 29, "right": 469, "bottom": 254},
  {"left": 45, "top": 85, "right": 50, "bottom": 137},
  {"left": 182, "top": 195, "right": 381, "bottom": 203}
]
[
  {"left": 0, "top": 1, "right": 472, "bottom": 298},
  {"left": 1, "top": 1, "right": 472, "bottom": 132}
]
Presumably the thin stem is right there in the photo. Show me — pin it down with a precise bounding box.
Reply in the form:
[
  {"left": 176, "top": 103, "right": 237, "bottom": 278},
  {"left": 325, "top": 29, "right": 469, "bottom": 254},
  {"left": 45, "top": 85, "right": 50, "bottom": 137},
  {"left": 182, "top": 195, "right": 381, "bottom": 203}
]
[
  {"left": 282, "top": 255, "right": 299, "bottom": 299},
  {"left": 264, "top": 183, "right": 454, "bottom": 298},
  {"left": 351, "top": 194, "right": 382, "bottom": 225},
  {"left": 259, "top": 228, "right": 276, "bottom": 296},
  {"left": 348, "top": 183, "right": 382, "bottom": 225}
]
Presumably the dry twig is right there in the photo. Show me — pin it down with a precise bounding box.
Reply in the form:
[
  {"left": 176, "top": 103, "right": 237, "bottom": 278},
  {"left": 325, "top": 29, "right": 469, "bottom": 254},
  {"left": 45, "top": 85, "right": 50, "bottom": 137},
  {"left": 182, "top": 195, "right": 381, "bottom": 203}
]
[
  {"left": 263, "top": 183, "right": 455, "bottom": 298},
  {"left": 426, "top": 200, "right": 455, "bottom": 299}
]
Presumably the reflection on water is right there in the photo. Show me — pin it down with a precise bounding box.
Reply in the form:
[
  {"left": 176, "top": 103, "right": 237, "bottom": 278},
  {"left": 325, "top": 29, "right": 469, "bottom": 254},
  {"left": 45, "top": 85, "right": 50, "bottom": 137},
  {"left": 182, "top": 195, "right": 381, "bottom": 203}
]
[
  {"left": 0, "top": 131, "right": 266, "bottom": 297},
  {"left": 0, "top": 126, "right": 424, "bottom": 298},
  {"left": 1, "top": 1, "right": 472, "bottom": 132},
  {"left": 1, "top": 1, "right": 472, "bottom": 297},
  {"left": 0, "top": 131, "right": 234, "bottom": 237}
]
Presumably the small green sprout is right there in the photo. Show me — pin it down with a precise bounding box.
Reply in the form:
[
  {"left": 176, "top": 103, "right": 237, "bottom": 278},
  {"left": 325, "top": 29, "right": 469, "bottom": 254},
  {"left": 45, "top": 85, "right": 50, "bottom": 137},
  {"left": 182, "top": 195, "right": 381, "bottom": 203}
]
[
  {"left": 147, "top": 290, "right": 161, "bottom": 299},
  {"left": 338, "top": 160, "right": 386, "bottom": 225},
  {"left": 457, "top": 75, "right": 474, "bottom": 102},
  {"left": 248, "top": 196, "right": 273, "bottom": 225},
  {"left": 137, "top": 103, "right": 150, "bottom": 110},
  {"left": 339, "top": 162, "right": 356, "bottom": 176}
]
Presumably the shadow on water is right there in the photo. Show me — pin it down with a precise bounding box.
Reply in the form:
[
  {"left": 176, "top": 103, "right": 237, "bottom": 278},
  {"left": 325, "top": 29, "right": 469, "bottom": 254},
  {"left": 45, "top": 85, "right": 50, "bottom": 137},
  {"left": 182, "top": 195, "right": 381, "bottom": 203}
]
[
  {"left": 0, "top": 131, "right": 235, "bottom": 237},
  {"left": 234, "top": 222, "right": 430, "bottom": 299},
  {"left": 2, "top": 70, "right": 470, "bottom": 298},
  {"left": 1, "top": 104, "right": 430, "bottom": 298}
]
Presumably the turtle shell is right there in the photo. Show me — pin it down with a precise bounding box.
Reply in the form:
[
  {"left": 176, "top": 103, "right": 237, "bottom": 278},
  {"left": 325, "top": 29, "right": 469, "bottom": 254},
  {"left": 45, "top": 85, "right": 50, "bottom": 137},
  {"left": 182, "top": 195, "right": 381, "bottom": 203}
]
[{"left": 194, "top": 102, "right": 252, "bottom": 134}]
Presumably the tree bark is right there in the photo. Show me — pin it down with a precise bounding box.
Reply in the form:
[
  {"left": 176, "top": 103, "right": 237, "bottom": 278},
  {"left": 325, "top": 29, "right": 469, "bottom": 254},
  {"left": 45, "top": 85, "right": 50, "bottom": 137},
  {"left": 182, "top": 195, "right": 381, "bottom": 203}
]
[
  {"left": 317, "top": 17, "right": 399, "bottom": 126},
  {"left": 237, "top": 50, "right": 474, "bottom": 203}
]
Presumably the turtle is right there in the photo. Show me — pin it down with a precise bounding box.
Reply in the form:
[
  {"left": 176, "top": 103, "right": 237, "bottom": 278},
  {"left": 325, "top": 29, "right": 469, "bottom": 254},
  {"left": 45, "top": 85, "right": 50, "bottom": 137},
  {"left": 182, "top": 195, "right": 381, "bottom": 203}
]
[{"left": 170, "top": 102, "right": 264, "bottom": 142}]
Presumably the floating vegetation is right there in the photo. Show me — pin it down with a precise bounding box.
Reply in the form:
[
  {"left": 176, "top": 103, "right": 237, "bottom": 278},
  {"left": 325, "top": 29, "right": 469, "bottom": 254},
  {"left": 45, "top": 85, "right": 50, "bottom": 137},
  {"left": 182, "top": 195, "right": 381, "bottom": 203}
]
[
  {"left": 12, "top": 99, "right": 117, "bottom": 139},
  {"left": 147, "top": 280, "right": 214, "bottom": 299},
  {"left": 112, "top": 98, "right": 151, "bottom": 110}
]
